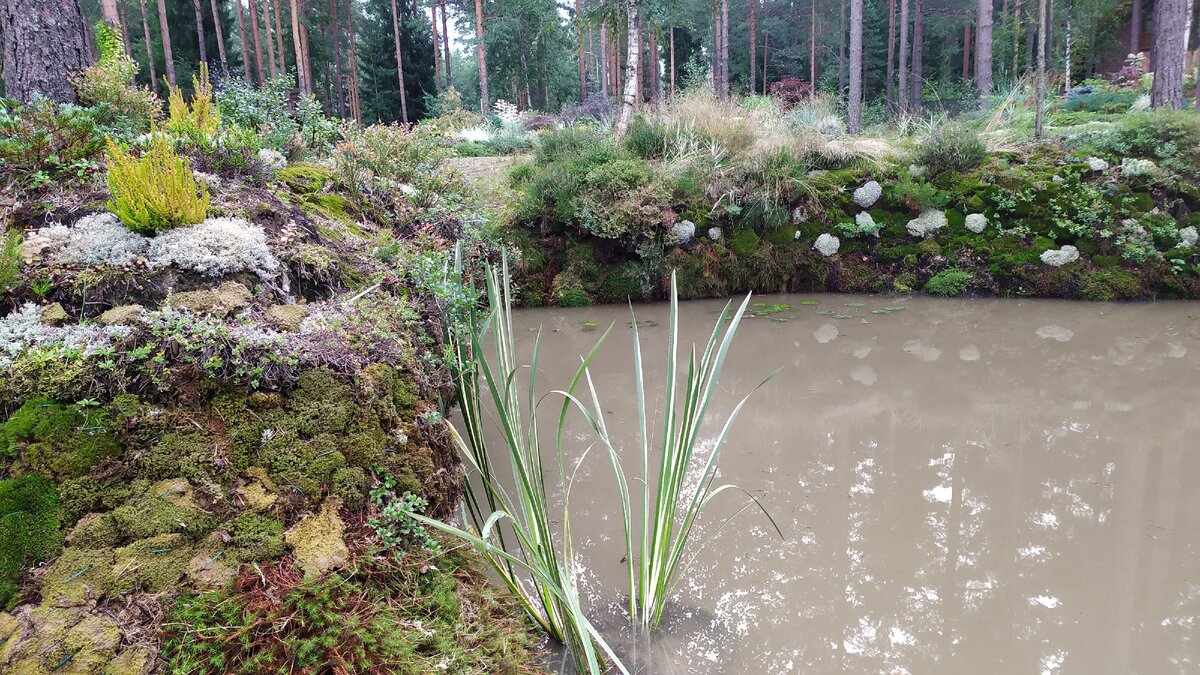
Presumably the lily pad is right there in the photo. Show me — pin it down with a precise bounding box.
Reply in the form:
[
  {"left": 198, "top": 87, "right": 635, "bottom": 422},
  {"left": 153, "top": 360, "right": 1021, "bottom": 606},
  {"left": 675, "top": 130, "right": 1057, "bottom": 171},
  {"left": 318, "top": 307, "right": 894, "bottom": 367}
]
[
  {"left": 578, "top": 321, "right": 600, "bottom": 332},
  {"left": 798, "top": 300, "right": 820, "bottom": 306},
  {"left": 845, "top": 302, "right": 865, "bottom": 307}
]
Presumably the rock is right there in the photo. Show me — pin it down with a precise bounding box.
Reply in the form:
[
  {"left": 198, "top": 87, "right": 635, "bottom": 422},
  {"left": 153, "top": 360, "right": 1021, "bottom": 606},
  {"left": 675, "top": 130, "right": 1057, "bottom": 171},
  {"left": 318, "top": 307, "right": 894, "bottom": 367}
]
[
  {"left": 1040, "top": 245, "right": 1080, "bottom": 267},
  {"left": 258, "top": 147, "right": 287, "bottom": 170},
  {"left": 965, "top": 213, "right": 988, "bottom": 234},
  {"left": 853, "top": 180, "right": 882, "bottom": 208},
  {"left": 104, "top": 647, "right": 155, "bottom": 675},
  {"left": 265, "top": 304, "right": 309, "bottom": 331},
  {"left": 669, "top": 220, "right": 696, "bottom": 245},
  {"left": 0, "top": 605, "right": 122, "bottom": 674},
  {"left": 167, "top": 281, "right": 250, "bottom": 317},
  {"left": 791, "top": 206, "right": 807, "bottom": 224},
  {"left": 1085, "top": 156, "right": 1110, "bottom": 172},
  {"left": 98, "top": 304, "right": 145, "bottom": 326},
  {"left": 1179, "top": 226, "right": 1198, "bottom": 248},
  {"left": 707, "top": 227, "right": 722, "bottom": 241},
  {"left": 1052, "top": 174, "right": 1065, "bottom": 183},
  {"left": 814, "top": 233, "right": 840, "bottom": 257},
  {"left": 285, "top": 497, "right": 349, "bottom": 579},
  {"left": 39, "top": 302, "right": 68, "bottom": 326},
  {"left": 906, "top": 209, "right": 947, "bottom": 238}
]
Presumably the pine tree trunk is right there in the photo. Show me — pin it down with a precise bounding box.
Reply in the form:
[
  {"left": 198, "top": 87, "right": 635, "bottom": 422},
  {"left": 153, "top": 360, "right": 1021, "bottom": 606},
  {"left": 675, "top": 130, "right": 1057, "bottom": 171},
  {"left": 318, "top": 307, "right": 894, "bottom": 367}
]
[
  {"left": 615, "top": 0, "right": 639, "bottom": 132},
  {"left": 898, "top": 0, "right": 909, "bottom": 113},
  {"left": 749, "top": 0, "right": 757, "bottom": 94},
  {"left": 838, "top": 0, "right": 846, "bottom": 97},
  {"left": 100, "top": 0, "right": 121, "bottom": 26},
  {"left": 0, "top": 0, "right": 91, "bottom": 103},
  {"left": 577, "top": 0, "right": 586, "bottom": 100},
  {"left": 669, "top": 25, "right": 675, "bottom": 98},
  {"left": 261, "top": 0, "right": 276, "bottom": 77},
  {"left": 118, "top": 0, "right": 132, "bottom": 56},
  {"left": 440, "top": 0, "right": 451, "bottom": 87},
  {"left": 249, "top": 0, "right": 266, "bottom": 82},
  {"left": 474, "top": 0, "right": 489, "bottom": 114},
  {"left": 1012, "top": 0, "right": 1020, "bottom": 75},
  {"left": 389, "top": 0, "right": 409, "bottom": 122},
  {"left": 810, "top": 0, "right": 816, "bottom": 91},
  {"left": 210, "top": 0, "right": 228, "bottom": 73},
  {"left": 886, "top": 0, "right": 896, "bottom": 109},
  {"left": 1130, "top": 0, "right": 1141, "bottom": 56},
  {"left": 1024, "top": 9, "right": 1035, "bottom": 72},
  {"left": 763, "top": 27, "right": 768, "bottom": 85},
  {"left": 909, "top": 0, "right": 922, "bottom": 111},
  {"left": 193, "top": 0, "right": 208, "bottom": 64},
  {"left": 1035, "top": 0, "right": 1046, "bottom": 134},
  {"left": 431, "top": 5, "right": 442, "bottom": 94},
  {"left": 271, "top": 0, "right": 286, "bottom": 76},
  {"left": 330, "top": 0, "right": 343, "bottom": 114},
  {"left": 291, "top": 0, "right": 306, "bottom": 94},
  {"left": 722, "top": 0, "right": 730, "bottom": 99},
  {"left": 1151, "top": 0, "right": 1188, "bottom": 107},
  {"left": 848, "top": 0, "right": 863, "bottom": 132},
  {"left": 650, "top": 28, "right": 659, "bottom": 102},
  {"left": 138, "top": 0, "right": 160, "bottom": 91},
  {"left": 976, "top": 0, "right": 993, "bottom": 95},
  {"left": 345, "top": 0, "right": 360, "bottom": 123},
  {"left": 301, "top": 22, "right": 312, "bottom": 97},
  {"left": 156, "top": 0, "right": 176, "bottom": 86},
  {"left": 963, "top": 21, "right": 971, "bottom": 81}
]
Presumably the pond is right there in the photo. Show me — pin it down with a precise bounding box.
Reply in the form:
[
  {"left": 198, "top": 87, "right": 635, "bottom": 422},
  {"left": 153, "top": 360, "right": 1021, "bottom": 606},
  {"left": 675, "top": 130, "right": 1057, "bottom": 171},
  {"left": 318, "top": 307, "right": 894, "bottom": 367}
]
[{"left": 481, "top": 294, "right": 1200, "bottom": 674}]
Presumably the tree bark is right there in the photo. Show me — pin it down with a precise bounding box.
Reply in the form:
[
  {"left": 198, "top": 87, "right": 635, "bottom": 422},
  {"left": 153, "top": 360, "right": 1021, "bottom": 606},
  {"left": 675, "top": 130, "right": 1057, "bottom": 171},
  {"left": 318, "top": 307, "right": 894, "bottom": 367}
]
[
  {"left": 210, "top": 0, "right": 228, "bottom": 73},
  {"left": 669, "top": 25, "right": 675, "bottom": 98},
  {"left": 909, "top": 0, "right": 923, "bottom": 111},
  {"left": 763, "top": 26, "right": 768, "bottom": 85},
  {"left": 963, "top": 21, "right": 971, "bottom": 82},
  {"left": 810, "top": 0, "right": 816, "bottom": 92},
  {"left": 576, "top": 0, "right": 586, "bottom": 100},
  {"left": 615, "top": 0, "right": 639, "bottom": 132},
  {"left": 345, "top": 0, "right": 360, "bottom": 123},
  {"left": 976, "top": 0, "right": 993, "bottom": 95},
  {"left": 0, "top": 0, "right": 91, "bottom": 103},
  {"left": 388, "top": 0, "right": 409, "bottom": 122},
  {"left": 1151, "top": 0, "right": 1188, "bottom": 107},
  {"left": 720, "top": 0, "right": 730, "bottom": 99},
  {"left": 192, "top": 0, "right": 208, "bottom": 64},
  {"left": 848, "top": 0, "right": 863, "bottom": 132},
  {"left": 749, "top": 0, "right": 757, "bottom": 94},
  {"left": 138, "top": 0, "right": 160, "bottom": 91},
  {"left": 118, "top": 0, "right": 132, "bottom": 56},
  {"left": 248, "top": 0, "right": 265, "bottom": 82},
  {"left": 261, "top": 0, "right": 276, "bottom": 77},
  {"left": 301, "top": 22, "right": 312, "bottom": 97},
  {"left": 440, "top": 0, "right": 451, "bottom": 86},
  {"left": 100, "top": 0, "right": 121, "bottom": 26},
  {"left": 649, "top": 27, "right": 659, "bottom": 102},
  {"left": 1130, "top": 0, "right": 1141, "bottom": 56},
  {"left": 291, "top": 0, "right": 307, "bottom": 93},
  {"left": 886, "top": 0, "right": 896, "bottom": 109},
  {"left": 156, "top": 0, "right": 176, "bottom": 86},
  {"left": 1035, "top": 0, "right": 1046, "bottom": 134},
  {"left": 330, "top": 0, "right": 342, "bottom": 112},
  {"left": 838, "top": 0, "right": 846, "bottom": 97},
  {"left": 474, "top": 0, "right": 489, "bottom": 114},
  {"left": 271, "top": 0, "right": 286, "bottom": 76},
  {"left": 898, "top": 0, "right": 909, "bottom": 113},
  {"left": 431, "top": 5, "right": 442, "bottom": 94},
  {"left": 1024, "top": 7, "right": 1035, "bottom": 71}
]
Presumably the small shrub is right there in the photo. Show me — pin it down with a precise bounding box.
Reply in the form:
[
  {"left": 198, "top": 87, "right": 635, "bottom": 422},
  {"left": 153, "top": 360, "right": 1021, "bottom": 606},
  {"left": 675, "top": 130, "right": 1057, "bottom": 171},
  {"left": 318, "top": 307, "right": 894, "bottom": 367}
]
[
  {"left": 105, "top": 132, "right": 210, "bottom": 233},
  {"left": 0, "top": 98, "right": 105, "bottom": 188},
  {"left": 370, "top": 474, "right": 441, "bottom": 553},
  {"left": 914, "top": 125, "right": 987, "bottom": 175},
  {"left": 166, "top": 63, "right": 220, "bottom": 143},
  {"left": 925, "top": 268, "right": 972, "bottom": 296},
  {"left": 624, "top": 115, "right": 669, "bottom": 159},
  {"left": 767, "top": 77, "right": 815, "bottom": 106},
  {"left": 889, "top": 169, "right": 950, "bottom": 210},
  {"left": 73, "top": 21, "right": 160, "bottom": 137}
]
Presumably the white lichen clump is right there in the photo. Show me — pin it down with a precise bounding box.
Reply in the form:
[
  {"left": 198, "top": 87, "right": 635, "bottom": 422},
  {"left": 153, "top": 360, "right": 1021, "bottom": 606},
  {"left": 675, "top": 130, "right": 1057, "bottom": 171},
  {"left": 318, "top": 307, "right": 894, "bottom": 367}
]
[
  {"left": 1121, "top": 158, "right": 1159, "bottom": 178},
  {"left": 23, "top": 213, "right": 149, "bottom": 267},
  {"left": 814, "top": 233, "right": 840, "bottom": 256},
  {"left": 853, "top": 181, "right": 882, "bottom": 208},
  {"left": 670, "top": 220, "right": 696, "bottom": 245},
  {"left": 907, "top": 209, "right": 947, "bottom": 238},
  {"left": 1040, "top": 245, "right": 1080, "bottom": 267},
  {"left": 855, "top": 211, "right": 881, "bottom": 236},
  {"left": 1085, "top": 157, "right": 1109, "bottom": 172},
  {"left": 965, "top": 213, "right": 988, "bottom": 234},
  {"left": 258, "top": 148, "right": 287, "bottom": 170},
  {"left": 148, "top": 218, "right": 280, "bottom": 279},
  {"left": 0, "top": 303, "right": 130, "bottom": 369},
  {"left": 1179, "top": 226, "right": 1198, "bottom": 249},
  {"left": 708, "top": 227, "right": 722, "bottom": 241}
]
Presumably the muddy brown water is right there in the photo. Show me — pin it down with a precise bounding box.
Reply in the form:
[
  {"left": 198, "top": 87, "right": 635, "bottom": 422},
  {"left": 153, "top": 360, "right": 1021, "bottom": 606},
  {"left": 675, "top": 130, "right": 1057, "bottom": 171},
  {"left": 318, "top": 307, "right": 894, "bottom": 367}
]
[{"left": 475, "top": 294, "right": 1200, "bottom": 674}]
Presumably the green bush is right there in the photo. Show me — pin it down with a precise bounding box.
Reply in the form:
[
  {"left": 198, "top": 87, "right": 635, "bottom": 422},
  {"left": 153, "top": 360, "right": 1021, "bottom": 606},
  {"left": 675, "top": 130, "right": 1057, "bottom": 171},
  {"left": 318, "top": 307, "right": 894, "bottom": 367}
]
[
  {"left": 914, "top": 125, "right": 987, "bottom": 175},
  {"left": 106, "top": 132, "right": 210, "bottom": 233},
  {"left": 925, "top": 268, "right": 972, "bottom": 296},
  {"left": 729, "top": 229, "right": 761, "bottom": 256},
  {"left": 624, "top": 115, "right": 669, "bottom": 159},
  {"left": 0, "top": 98, "right": 105, "bottom": 188},
  {"left": 1059, "top": 91, "right": 1139, "bottom": 113},
  {"left": 889, "top": 168, "right": 950, "bottom": 210},
  {"left": 0, "top": 474, "right": 64, "bottom": 609}
]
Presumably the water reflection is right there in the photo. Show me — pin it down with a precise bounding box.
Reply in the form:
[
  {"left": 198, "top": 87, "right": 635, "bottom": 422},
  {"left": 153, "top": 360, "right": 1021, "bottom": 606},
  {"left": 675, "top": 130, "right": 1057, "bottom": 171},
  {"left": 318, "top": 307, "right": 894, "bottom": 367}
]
[{"left": 489, "top": 294, "right": 1200, "bottom": 674}]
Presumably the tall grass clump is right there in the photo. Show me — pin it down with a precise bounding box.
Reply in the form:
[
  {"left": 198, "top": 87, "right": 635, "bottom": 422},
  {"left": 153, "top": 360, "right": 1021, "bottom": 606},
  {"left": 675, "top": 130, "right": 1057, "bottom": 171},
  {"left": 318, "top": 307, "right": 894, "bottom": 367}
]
[
  {"left": 407, "top": 251, "right": 777, "bottom": 671},
  {"left": 106, "top": 131, "right": 209, "bottom": 233}
]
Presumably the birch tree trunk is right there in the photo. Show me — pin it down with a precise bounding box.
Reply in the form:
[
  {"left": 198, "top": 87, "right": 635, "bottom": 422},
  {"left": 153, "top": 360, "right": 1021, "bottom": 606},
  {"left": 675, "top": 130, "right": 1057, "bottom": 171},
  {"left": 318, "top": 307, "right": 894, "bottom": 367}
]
[
  {"left": 156, "top": 0, "right": 176, "bottom": 86},
  {"left": 615, "top": 0, "right": 640, "bottom": 133},
  {"left": 138, "top": 0, "right": 160, "bottom": 91},
  {"left": 474, "top": 0, "right": 489, "bottom": 115},
  {"left": 1150, "top": 0, "right": 1188, "bottom": 107},
  {"left": 848, "top": 0, "right": 863, "bottom": 132},
  {"left": 0, "top": 0, "right": 91, "bottom": 103},
  {"left": 389, "top": 0, "right": 409, "bottom": 122},
  {"left": 976, "top": 0, "right": 993, "bottom": 95}
]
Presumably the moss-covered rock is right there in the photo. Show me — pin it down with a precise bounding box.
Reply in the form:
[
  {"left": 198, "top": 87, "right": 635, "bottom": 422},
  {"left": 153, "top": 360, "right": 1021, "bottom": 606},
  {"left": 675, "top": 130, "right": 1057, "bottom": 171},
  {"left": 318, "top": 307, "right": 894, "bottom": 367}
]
[
  {"left": 0, "top": 605, "right": 122, "bottom": 674},
  {"left": 0, "top": 474, "right": 64, "bottom": 609},
  {"left": 275, "top": 163, "right": 333, "bottom": 194},
  {"left": 284, "top": 497, "right": 349, "bottom": 579},
  {"left": 107, "top": 478, "right": 216, "bottom": 541},
  {"left": 225, "top": 512, "right": 286, "bottom": 562},
  {"left": 112, "top": 533, "right": 194, "bottom": 593},
  {"left": 166, "top": 281, "right": 251, "bottom": 317}
]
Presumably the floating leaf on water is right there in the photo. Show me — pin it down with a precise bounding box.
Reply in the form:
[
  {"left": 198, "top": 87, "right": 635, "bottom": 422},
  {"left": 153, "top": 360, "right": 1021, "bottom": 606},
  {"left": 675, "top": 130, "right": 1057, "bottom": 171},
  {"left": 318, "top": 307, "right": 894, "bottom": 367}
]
[
  {"left": 845, "top": 302, "right": 865, "bottom": 307},
  {"left": 870, "top": 309, "right": 890, "bottom": 314},
  {"left": 798, "top": 300, "right": 820, "bottom": 305},
  {"left": 770, "top": 317, "right": 790, "bottom": 322},
  {"left": 815, "top": 309, "right": 834, "bottom": 315},
  {"left": 882, "top": 306, "right": 906, "bottom": 312},
  {"left": 626, "top": 319, "right": 659, "bottom": 328},
  {"left": 578, "top": 321, "right": 599, "bottom": 332},
  {"left": 752, "top": 302, "right": 768, "bottom": 307},
  {"left": 833, "top": 313, "right": 853, "bottom": 319}
]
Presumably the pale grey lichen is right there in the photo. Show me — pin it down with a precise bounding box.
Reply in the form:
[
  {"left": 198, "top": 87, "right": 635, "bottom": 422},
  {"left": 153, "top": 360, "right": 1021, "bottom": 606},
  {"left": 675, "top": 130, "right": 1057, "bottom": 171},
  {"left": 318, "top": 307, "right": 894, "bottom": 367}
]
[
  {"left": 192, "top": 170, "right": 222, "bottom": 191},
  {"left": 148, "top": 218, "right": 280, "bottom": 279},
  {"left": 908, "top": 164, "right": 926, "bottom": 178},
  {"left": 964, "top": 213, "right": 988, "bottom": 234},
  {"left": 24, "top": 213, "right": 149, "bottom": 268},
  {"left": 259, "top": 148, "right": 287, "bottom": 170},
  {"left": 906, "top": 209, "right": 947, "bottom": 238},
  {"left": 707, "top": 227, "right": 722, "bottom": 241},
  {"left": 814, "top": 233, "right": 840, "bottom": 256},
  {"left": 1121, "top": 158, "right": 1159, "bottom": 178},
  {"left": 1040, "top": 245, "right": 1080, "bottom": 267},
  {"left": 0, "top": 302, "right": 131, "bottom": 369},
  {"left": 853, "top": 181, "right": 882, "bottom": 208},
  {"left": 1085, "top": 156, "right": 1109, "bottom": 172},
  {"left": 669, "top": 220, "right": 696, "bottom": 245},
  {"left": 1179, "top": 226, "right": 1198, "bottom": 248}
]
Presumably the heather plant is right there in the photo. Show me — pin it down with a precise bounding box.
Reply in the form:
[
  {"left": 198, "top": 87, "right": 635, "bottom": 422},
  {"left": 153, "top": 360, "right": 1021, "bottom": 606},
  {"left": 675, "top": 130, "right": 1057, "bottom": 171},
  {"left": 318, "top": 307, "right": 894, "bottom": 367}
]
[
  {"left": 914, "top": 124, "right": 987, "bottom": 175},
  {"left": 166, "top": 63, "right": 220, "bottom": 144},
  {"left": 105, "top": 132, "right": 210, "bottom": 234},
  {"left": 73, "top": 21, "right": 160, "bottom": 136}
]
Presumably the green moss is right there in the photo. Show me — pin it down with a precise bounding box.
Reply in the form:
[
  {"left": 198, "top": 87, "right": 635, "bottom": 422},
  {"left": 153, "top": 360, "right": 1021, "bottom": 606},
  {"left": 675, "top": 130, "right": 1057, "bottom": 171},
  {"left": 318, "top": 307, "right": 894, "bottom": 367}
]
[
  {"left": 1081, "top": 268, "right": 1143, "bottom": 301},
  {"left": 305, "top": 193, "right": 357, "bottom": 221},
  {"left": 276, "top": 163, "right": 333, "bottom": 194},
  {"left": 225, "top": 513, "right": 286, "bottom": 562},
  {"left": 0, "top": 474, "right": 64, "bottom": 608},
  {"left": 555, "top": 286, "right": 592, "bottom": 307},
  {"left": 113, "top": 533, "right": 194, "bottom": 593},
  {"left": 58, "top": 476, "right": 131, "bottom": 523},
  {"left": 925, "top": 268, "right": 973, "bottom": 297},
  {"left": 108, "top": 479, "right": 216, "bottom": 541},
  {"left": 2, "top": 398, "right": 121, "bottom": 479},
  {"left": 278, "top": 369, "right": 356, "bottom": 437},
  {"left": 332, "top": 467, "right": 369, "bottom": 510},
  {"left": 728, "top": 229, "right": 761, "bottom": 257},
  {"left": 764, "top": 225, "right": 798, "bottom": 246},
  {"left": 40, "top": 546, "right": 117, "bottom": 606},
  {"left": 916, "top": 239, "right": 943, "bottom": 258}
]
